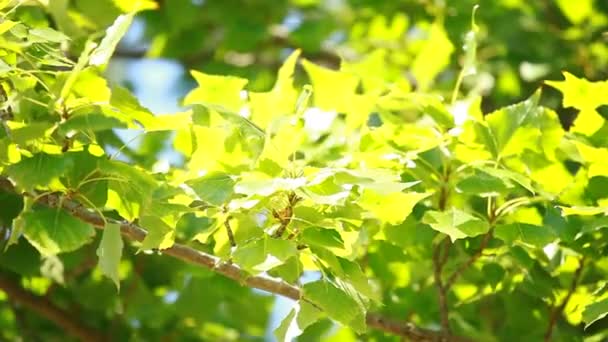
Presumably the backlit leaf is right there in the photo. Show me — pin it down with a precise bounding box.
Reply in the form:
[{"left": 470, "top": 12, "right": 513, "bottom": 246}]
[
  {"left": 494, "top": 223, "right": 556, "bottom": 247},
  {"left": 582, "top": 298, "right": 608, "bottom": 328},
  {"left": 422, "top": 208, "right": 490, "bottom": 242},
  {"left": 90, "top": 13, "right": 134, "bottom": 66},
  {"left": 97, "top": 222, "right": 123, "bottom": 290},
  {"left": 16, "top": 207, "right": 95, "bottom": 256},
  {"left": 302, "top": 280, "right": 366, "bottom": 333},
  {"left": 359, "top": 190, "right": 429, "bottom": 225}
]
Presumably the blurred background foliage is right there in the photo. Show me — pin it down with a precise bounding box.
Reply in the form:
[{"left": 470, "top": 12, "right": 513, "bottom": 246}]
[
  {"left": 110, "top": 0, "right": 608, "bottom": 118},
  {"left": 33, "top": 0, "right": 608, "bottom": 120}
]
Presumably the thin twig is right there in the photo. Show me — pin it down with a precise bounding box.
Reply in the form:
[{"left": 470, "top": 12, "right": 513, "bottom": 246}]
[
  {"left": 223, "top": 215, "right": 236, "bottom": 248},
  {"left": 544, "top": 257, "right": 586, "bottom": 341},
  {"left": 445, "top": 199, "right": 498, "bottom": 289},
  {"left": 271, "top": 192, "right": 299, "bottom": 238},
  {"left": 445, "top": 229, "right": 494, "bottom": 289}
]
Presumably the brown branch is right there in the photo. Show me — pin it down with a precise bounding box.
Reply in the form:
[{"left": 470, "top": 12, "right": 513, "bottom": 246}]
[
  {"left": 544, "top": 257, "right": 586, "bottom": 341},
  {"left": 433, "top": 238, "right": 452, "bottom": 338},
  {"left": 0, "top": 177, "right": 471, "bottom": 341},
  {"left": 366, "top": 313, "right": 472, "bottom": 342},
  {"left": 0, "top": 272, "right": 106, "bottom": 342},
  {"left": 223, "top": 216, "right": 236, "bottom": 248}
]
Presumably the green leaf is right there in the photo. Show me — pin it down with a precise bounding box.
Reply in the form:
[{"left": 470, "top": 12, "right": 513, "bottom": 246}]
[
  {"left": 275, "top": 301, "right": 323, "bottom": 341},
  {"left": 546, "top": 72, "right": 608, "bottom": 136},
  {"left": 58, "top": 41, "right": 98, "bottom": 105},
  {"left": 582, "top": 298, "right": 608, "bottom": 328},
  {"left": 96, "top": 222, "right": 123, "bottom": 290},
  {"left": 16, "top": 207, "right": 95, "bottom": 256},
  {"left": 232, "top": 237, "right": 297, "bottom": 273},
  {"left": 456, "top": 170, "right": 512, "bottom": 197},
  {"left": 422, "top": 208, "right": 490, "bottom": 242},
  {"left": 301, "top": 227, "right": 344, "bottom": 249},
  {"left": 302, "top": 280, "right": 366, "bottom": 333},
  {"left": 554, "top": 0, "right": 593, "bottom": 24},
  {"left": 249, "top": 49, "right": 300, "bottom": 129},
  {"left": 29, "top": 27, "right": 70, "bottom": 43},
  {"left": 301, "top": 59, "right": 357, "bottom": 113},
  {"left": 338, "top": 258, "right": 378, "bottom": 301},
  {"left": 186, "top": 172, "right": 235, "bottom": 206},
  {"left": 58, "top": 111, "right": 128, "bottom": 134},
  {"left": 476, "top": 166, "right": 535, "bottom": 193},
  {"left": 89, "top": 13, "right": 134, "bottom": 66},
  {"left": 8, "top": 122, "right": 55, "bottom": 145},
  {"left": 6, "top": 153, "right": 73, "bottom": 191},
  {"left": 183, "top": 71, "right": 248, "bottom": 111},
  {"left": 359, "top": 190, "right": 429, "bottom": 225},
  {"left": 109, "top": 86, "right": 157, "bottom": 129},
  {"left": 62, "top": 151, "right": 107, "bottom": 208},
  {"left": 484, "top": 91, "right": 541, "bottom": 158},
  {"left": 494, "top": 223, "right": 556, "bottom": 247},
  {"left": 139, "top": 215, "right": 175, "bottom": 250},
  {"left": 411, "top": 23, "right": 454, "bottom": 91}
]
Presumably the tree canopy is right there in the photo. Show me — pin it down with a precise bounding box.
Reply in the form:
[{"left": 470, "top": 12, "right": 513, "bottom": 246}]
[{"left": 1, "top": 0, "right": 608, "bottom": 341}]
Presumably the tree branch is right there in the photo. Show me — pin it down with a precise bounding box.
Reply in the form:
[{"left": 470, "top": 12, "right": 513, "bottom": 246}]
[
  {"left": 0, "top": 271, "right": 106, "bottom": 342},
  {"left": 433, "top": 238, "right": 452, "bottom": 337},
  {"left": 0, "top": 176, "right": 472, "bottom": 341},
  {"left": 544, "top": 257, "right": 586, "bottom": 341},
  {"left": 445, "top": 229, "right": 494, "bottom": 289}
]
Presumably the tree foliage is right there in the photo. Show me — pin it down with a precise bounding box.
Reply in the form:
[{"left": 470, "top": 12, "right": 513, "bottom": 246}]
[{"left": 1, "top": 1, "right": 608, "bottom": 341}]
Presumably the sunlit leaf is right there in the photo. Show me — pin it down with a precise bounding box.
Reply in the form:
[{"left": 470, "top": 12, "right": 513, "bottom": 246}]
[
  {"left": 29, "top": 27, "right": 70, "bottom": 43},
  {"left": 139, "top": 215, "right": 175, "bottom": 250},
  {"left": 302, "top": 280, "right": 366, "bottom": 333},
  {"left": 422, "top": 208, "right": 490, "bottom": 242},
  {"left": 183, "top": 71, "right": 248, "bottom": 111},
  {"left": 5, "top": 153, "right": 73, "bottom": 191},
  {"left": 186, "top": 172, "right": 235, "bottom": 206},
  {"left": 90, "top": 13, "right": 134, "bottom": 66},
  {"left": 411, "top": 23, "right": 454, "bottom": 91},
  {"left": 359, "top": 190, "right": 429, "bottom": 225}
]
